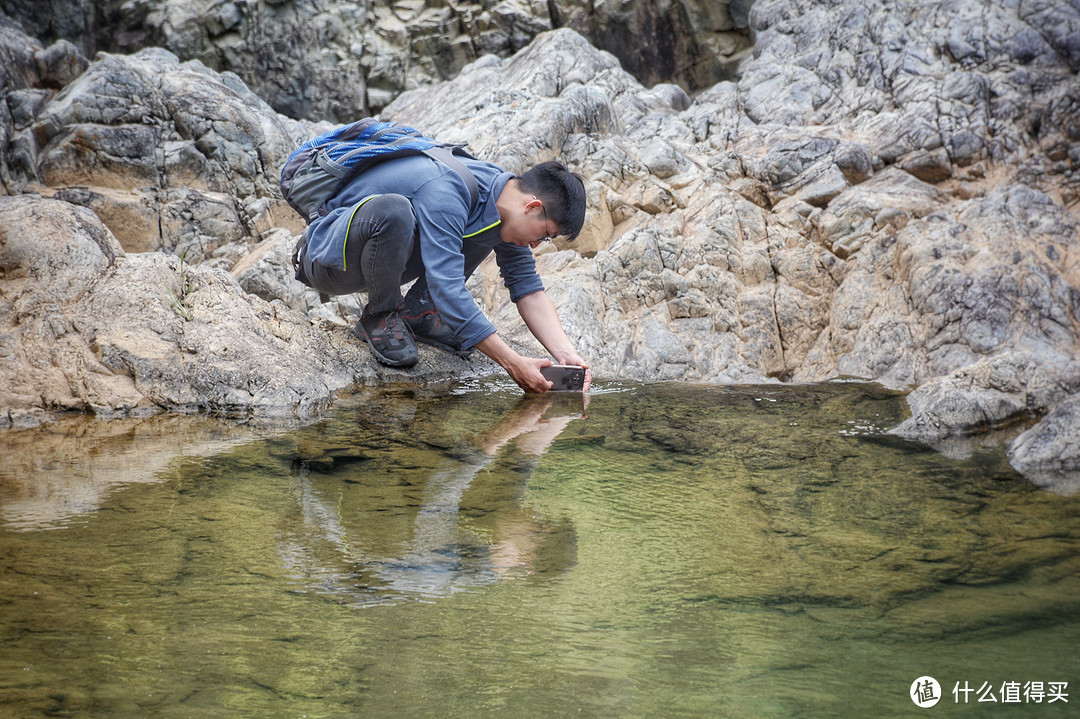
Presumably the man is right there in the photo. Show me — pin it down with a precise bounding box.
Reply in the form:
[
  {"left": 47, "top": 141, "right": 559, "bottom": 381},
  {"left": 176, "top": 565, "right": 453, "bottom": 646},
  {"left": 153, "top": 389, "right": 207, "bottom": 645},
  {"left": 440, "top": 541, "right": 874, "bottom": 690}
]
[{"left": 298, "top": 153, "right": 591, "bottom": 393}]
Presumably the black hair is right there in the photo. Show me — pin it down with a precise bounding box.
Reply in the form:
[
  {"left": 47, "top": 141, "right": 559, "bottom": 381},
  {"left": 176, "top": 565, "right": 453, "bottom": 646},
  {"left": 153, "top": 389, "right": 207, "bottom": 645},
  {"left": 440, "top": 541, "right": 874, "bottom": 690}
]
[{"left": 517, "top": 161, "right": 586, "bottom": 242}]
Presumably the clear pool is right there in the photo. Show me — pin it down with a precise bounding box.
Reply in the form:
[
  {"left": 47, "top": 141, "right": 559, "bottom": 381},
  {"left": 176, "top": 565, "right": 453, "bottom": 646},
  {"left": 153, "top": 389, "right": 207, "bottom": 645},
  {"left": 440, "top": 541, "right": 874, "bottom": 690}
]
[{"left": 1, "top": 381, "right": 1076, "bottom": 717}]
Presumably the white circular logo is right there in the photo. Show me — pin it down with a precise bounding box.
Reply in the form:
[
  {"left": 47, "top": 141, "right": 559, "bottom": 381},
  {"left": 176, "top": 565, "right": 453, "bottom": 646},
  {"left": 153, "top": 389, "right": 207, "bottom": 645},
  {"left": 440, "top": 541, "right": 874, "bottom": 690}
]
[{"left": 911, "top": 676, "right": 942, "bottom": 708}]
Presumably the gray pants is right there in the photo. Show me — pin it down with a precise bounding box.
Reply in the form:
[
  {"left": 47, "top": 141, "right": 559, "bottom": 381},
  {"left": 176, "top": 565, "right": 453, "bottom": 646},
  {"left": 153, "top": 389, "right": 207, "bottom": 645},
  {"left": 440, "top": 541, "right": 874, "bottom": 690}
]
[{"left": 301, "top": 193, "right": 430, "bottom": 313}]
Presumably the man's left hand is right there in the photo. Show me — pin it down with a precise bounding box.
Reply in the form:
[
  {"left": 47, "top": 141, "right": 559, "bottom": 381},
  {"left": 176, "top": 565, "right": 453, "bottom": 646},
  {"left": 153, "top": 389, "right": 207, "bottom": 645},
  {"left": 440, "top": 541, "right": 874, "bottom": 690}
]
[{"left": 556, "top": 352, "right": 591, "bottom": 392}]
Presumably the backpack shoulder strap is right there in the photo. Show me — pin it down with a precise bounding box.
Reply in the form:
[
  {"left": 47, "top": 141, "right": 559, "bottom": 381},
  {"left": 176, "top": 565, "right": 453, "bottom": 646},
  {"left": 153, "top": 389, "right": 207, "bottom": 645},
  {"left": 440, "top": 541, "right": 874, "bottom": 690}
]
[{"left": 422, "top": 146, "right": 479, "bottom": 212}]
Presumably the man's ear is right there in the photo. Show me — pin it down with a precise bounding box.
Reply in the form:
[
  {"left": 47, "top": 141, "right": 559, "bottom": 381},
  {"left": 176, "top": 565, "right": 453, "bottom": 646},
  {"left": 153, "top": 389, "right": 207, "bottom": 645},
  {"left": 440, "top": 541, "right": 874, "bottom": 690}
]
[{"left": 524, "top": 196, "right": 543, "bottom": 214}]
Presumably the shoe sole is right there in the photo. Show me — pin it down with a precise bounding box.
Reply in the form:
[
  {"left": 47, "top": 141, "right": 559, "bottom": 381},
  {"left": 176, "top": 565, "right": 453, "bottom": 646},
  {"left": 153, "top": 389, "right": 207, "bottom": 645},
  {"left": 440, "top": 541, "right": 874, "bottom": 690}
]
[{"left": 353, "top": 323, "right": 418, "bottom": 368}]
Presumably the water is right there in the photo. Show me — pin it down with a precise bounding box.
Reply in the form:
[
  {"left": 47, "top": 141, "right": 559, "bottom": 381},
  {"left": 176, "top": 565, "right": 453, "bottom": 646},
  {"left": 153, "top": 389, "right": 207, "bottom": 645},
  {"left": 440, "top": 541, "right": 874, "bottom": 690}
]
[{"left": 0, "top": 381, "right": 1077, "bottom": 718}]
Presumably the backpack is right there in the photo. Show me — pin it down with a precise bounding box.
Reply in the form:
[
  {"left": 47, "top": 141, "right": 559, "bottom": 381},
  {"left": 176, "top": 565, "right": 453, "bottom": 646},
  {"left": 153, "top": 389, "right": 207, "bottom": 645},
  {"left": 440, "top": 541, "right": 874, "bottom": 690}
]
[{"left": 279, "top": 117, "right": 479, "bottom": 224}]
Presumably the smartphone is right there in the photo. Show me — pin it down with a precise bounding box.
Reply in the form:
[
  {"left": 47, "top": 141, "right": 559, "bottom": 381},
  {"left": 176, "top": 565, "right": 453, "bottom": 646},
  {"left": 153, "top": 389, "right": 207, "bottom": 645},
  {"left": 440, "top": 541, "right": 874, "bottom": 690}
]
[{"left": 540, "top": 364, "right": 586, "bottom": 392}]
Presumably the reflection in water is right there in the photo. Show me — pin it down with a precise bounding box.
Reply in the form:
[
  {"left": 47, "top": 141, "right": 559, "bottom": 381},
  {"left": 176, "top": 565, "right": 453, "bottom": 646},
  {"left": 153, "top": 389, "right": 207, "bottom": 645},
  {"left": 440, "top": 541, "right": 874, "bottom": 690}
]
[
  {"left": 0, "top": 381, "right": 1077, "bottom": 719},
  {"left": 0, "top": 414, "right": 269, "bottom": 531},
  {"left": 279, "top": 394, "right": 586, "bottom": 605}
]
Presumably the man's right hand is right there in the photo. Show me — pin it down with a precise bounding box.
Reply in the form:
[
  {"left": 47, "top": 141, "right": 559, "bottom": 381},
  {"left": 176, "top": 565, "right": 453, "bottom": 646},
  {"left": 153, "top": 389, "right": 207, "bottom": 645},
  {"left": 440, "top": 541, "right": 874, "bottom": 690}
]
[
  {"left": 475, "top": 333, "right": 554, "bottom": 393},
  {"left": 506, "top": 355, "right": 555, "bottom": 393}
]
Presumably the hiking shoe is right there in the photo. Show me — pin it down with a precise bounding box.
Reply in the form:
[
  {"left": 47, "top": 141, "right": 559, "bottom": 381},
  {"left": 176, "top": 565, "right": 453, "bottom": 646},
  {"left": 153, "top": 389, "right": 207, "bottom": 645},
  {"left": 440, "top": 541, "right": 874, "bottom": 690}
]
[
  {"left": 354, "top": 305, "right": 418, "bottom": 367},
  {"left": 401, "top": 295, "right": 473, "bottom": 358}
]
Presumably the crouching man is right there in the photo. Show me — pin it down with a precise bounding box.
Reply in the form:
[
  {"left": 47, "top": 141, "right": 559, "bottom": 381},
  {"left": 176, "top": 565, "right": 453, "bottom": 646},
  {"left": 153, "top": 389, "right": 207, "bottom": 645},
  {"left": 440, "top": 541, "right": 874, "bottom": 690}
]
[{"left": 297, "top": 155, "right": 591, "bottom": 393}]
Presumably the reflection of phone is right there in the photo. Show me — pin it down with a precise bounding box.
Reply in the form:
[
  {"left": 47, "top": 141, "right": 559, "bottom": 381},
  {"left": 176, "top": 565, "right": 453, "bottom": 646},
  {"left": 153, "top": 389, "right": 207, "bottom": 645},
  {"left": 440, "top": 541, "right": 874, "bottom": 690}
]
[{"left": 541, "top": 364, "right": 586, "bottom": 392}]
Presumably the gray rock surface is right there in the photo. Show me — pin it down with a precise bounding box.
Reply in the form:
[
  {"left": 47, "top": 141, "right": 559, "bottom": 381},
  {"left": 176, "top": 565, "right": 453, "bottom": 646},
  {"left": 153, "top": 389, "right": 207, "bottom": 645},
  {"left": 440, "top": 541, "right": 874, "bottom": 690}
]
[
  {"left": 2, "top": 0, "right": 752, "bottom": 121},
  {"left": 0, "top": 195, "right": 495, "bottom": 429},
  {"left": 892, "top": 352, "right": 1080, "bottom": 439},
  {"left": 379, "top": 21, "right": 1078, "bottom": 392},
  {"left": 1008, "top": 394, "right": 1080, "bottom": 495},
  {"left": 5, "top": 40, "right": 310, "bottom": 263}
]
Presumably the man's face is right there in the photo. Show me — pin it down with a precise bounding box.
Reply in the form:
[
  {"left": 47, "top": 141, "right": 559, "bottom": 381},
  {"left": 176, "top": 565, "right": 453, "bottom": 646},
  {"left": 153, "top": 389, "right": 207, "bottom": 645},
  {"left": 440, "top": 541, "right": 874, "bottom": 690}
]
[{"left": 501, "top": 196, "right": 561, "bottom": 249}]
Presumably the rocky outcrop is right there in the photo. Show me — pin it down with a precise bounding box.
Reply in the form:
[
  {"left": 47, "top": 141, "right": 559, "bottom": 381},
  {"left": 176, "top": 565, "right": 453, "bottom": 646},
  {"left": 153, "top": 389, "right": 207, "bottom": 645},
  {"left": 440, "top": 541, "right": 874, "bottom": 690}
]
[
  {"left": 892, "top": 353, "right": 1080, "bottom": 439},
  {"left": 2, "top": 0, "right": 752, "bottom": 121},
  {"left": 0, "top": 195, "right": 493, "bottom": 429},
  {"left": 0, "top": 1, "right": 1078, "bottom": 491},
  {"left": 1008, "top": 395, "right": 1080, "bottom": 495},
  {"left": 1, "top": 27, "right": 310, "bottom": 264},
  {"left": 379, "top": 14, "right": 1078, "bottom": 388}
]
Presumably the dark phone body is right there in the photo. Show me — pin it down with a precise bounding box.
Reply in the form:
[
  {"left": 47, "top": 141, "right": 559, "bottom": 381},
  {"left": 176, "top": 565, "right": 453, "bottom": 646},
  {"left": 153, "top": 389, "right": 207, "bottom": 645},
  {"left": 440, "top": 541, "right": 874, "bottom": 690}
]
[{"left": 541, "top": 364, "right": 586, "bottom": 392}]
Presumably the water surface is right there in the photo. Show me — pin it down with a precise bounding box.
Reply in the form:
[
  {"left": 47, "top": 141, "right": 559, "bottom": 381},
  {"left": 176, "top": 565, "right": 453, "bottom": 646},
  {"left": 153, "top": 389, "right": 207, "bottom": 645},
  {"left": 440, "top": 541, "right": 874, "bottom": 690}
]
[{"left": 1, "top": 381, "right": 1077, "bottom": 717}]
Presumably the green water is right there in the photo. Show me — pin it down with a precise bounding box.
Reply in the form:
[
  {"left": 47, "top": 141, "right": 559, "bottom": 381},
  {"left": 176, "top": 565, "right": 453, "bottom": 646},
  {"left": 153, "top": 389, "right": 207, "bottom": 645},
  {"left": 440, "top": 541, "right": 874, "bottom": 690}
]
[{"left": 0, "top": 381, "right": 1077, "bottom": 718}]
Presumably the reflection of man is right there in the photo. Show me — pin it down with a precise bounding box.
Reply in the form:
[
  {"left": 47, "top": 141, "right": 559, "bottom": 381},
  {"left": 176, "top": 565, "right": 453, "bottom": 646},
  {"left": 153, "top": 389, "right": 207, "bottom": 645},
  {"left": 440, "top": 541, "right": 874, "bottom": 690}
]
[
  {"left": 280, "top": 394, "right": 585, "bottom": 604},
  {"left": 380, "top": 394, "right": 584, "bottom": 595},
  {"left": 478, "top": 393, "right": 587, "bottom": 456},
  {"left": 469, "top": 395, "right": 587, "bottom": 576}
]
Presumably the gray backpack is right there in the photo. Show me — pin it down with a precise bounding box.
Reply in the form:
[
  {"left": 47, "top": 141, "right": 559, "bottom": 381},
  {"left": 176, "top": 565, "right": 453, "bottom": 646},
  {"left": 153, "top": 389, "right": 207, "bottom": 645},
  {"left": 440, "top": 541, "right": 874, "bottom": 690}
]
[{"left": 279, "top": 117, "right": 479, "bottom": 224}]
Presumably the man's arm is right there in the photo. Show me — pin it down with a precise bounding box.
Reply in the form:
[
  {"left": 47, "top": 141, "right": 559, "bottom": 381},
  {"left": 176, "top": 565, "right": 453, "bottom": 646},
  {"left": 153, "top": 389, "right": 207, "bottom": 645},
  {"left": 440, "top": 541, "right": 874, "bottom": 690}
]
[
  {"left": 474, "top": 291, "right": 593, "bottom": 394},
  {"left": 515, "top": 290, "right": 592, "bottom": 391}
]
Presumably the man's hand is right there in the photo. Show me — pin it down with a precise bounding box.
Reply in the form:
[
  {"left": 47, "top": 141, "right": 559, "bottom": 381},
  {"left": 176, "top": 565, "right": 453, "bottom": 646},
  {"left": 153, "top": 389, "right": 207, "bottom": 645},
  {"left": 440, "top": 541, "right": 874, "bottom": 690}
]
[
  {"left": 516, "top": 291, "right": 591, "bottom": 392},
  {"left": 475, "top": 333, "right": 555, "bottom": 393},
  {"left": 475, "top": 331, "right": 591, "bottom": 394},
  {"left": 507, "top": 355, "right": 555, "bottom": 393},
  {"left": 555, "top": 352, "right": 592, "bottom": 392}
]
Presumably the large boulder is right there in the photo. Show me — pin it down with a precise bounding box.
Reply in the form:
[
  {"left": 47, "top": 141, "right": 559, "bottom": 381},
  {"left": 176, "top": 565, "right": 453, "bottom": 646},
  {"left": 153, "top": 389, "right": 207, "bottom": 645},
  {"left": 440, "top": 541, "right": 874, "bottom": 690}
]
[
  {"left": 892, "top": 352, "right": 1080, "bottom": 440},
  {"left": 4, "top": 31, "right": 310, "bottom": 263},
  {"left": 0, "top": 196, "right": 494, "bottom": 428}
]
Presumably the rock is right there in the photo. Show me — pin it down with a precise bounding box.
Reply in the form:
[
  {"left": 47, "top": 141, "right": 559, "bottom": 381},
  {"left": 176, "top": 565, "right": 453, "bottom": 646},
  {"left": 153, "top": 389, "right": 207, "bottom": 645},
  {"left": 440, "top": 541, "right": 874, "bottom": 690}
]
[
  {"left": 896, "top": 148, "right": 953, "bottom": 184},
  {"left": 1008, "top": 394, "right": 1080, "bottom": 495},
  {"left": 0, "top": 13, "right": 43, "bottom": 194},
  {"left": 6, "top": 42, "right": 307, "bottom": 261},
  {"left": 814, "top": 168, "right": 945, "bottom": 258},
  {"left": 229, "top": 227, "right": 363, "bottom": 322},
  {"left": 0, "top": 195, "right": 498, "bottom": 428},
  {"left": 230, "top": 229, "right": 311, "bottom": 311},
  {"left": 891, "top": 352, "right": 1080, "bottom": 441},
  {"left": 34, "top": 39, "right": 88, "bottom": 88},
  {"left": 3, "top": 1, "right": 751, "bottom": 122},
  {"left": 798, "top": 183, "right": 1080, "bottom": 390}
]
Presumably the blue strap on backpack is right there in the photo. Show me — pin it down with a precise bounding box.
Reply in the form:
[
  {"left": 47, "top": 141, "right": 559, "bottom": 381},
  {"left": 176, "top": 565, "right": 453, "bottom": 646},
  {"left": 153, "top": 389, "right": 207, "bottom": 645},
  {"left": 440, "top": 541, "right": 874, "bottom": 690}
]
[{"left": 280, "top": 118, "right": 479, "bottom": 224}]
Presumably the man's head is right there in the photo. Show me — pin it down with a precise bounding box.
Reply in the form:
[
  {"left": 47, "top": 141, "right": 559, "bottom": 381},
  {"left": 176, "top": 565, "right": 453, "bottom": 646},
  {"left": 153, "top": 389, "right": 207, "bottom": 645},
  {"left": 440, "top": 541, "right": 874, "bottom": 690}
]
[{"left": 517, "top": 161, "right": 586, "bottom": 243}]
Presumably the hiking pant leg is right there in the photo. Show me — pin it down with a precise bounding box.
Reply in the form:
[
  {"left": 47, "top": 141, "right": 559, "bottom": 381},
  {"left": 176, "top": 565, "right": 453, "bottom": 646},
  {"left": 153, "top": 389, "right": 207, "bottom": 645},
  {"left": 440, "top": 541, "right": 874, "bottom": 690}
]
[
  {"left": 402, "top": 260, "right": 432, "bottom": 305},
  {"left": 302, "top": 194, "right": 416, "bottom": 309},
  {"left": 353, "top": 194, "right": 417, "bottom": 313},
  {"left": 403, "top": 238, "right": 493, "bottom": 305}
]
